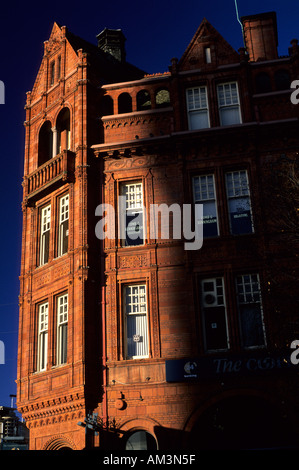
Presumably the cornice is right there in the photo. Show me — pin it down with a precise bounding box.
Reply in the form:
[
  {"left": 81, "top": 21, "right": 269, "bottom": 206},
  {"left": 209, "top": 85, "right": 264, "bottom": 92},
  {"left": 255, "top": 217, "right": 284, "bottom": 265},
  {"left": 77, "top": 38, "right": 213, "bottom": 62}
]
[
  {"left": 94, "top": 119, "right": 299, "bottom": 163},
  {"left": 19, "top": 391, "right": 85, "bottom": 421}
]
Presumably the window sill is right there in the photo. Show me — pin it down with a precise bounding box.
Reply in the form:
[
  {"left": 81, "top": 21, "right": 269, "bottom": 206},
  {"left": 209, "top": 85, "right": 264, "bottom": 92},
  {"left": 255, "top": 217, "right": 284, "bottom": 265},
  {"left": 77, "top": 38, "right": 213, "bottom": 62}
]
[
  {"left": 34, "top": 253, "right": 69, "bottom": 270},
  {"left": 51, "top": 363, "right": 68, "bottom": 370},
  {"left": 54, "top": 252, "right": 68, "bottom": 261},
  {"left": 33, "top": 369, "right": 47, "bottom": 375},
  {"left": 32, "top": 363, "right": 69, "bottom": 376},
  {"left": 107, "top": 357, "right": 164, "bottom": 366}
]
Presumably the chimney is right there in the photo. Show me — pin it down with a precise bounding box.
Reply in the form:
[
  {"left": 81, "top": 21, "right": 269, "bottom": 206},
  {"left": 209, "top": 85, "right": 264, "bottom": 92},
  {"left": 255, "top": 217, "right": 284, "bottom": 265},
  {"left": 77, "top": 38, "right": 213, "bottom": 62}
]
[
  {"left": 97, "top": 28, "right": 126, "bottom": 63},
  {"left": 241, "top": 12, "right": 278, "bottom": 62},
  {"left": 289, "top": 39, "right": 299, "bottom": 57}
]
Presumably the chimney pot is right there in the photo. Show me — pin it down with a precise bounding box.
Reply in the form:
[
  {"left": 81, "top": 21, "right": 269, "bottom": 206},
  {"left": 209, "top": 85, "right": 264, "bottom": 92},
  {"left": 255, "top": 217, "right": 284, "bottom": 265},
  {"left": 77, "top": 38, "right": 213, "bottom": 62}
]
[
  {"left": 169, "top": 57, "right": 178, "bottom": 74},
  {"left": 238, "top": 47, "right": 248, "bottom": 63},
  {"left": 289, "top": 39, "right": 299, "bottom": 56},
  {"left": 97, "top": 28, "right": 126, "bottom": 63}
]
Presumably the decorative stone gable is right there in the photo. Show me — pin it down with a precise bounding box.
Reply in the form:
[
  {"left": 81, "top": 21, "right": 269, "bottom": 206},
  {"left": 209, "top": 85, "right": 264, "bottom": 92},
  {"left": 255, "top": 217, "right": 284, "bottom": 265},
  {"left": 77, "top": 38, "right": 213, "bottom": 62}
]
[
  {"left": 178, "top": 18, "right": 240, "bottom": 70},
  {"left": 29, "top": 22, "right": 79, "bottom": 102}
]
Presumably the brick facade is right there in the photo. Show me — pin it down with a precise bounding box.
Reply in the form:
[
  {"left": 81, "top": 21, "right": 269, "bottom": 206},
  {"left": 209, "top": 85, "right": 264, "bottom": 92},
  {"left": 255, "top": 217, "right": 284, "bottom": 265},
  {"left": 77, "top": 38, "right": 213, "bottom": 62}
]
[{"left": 17, "top": 13, "right": 299, "bottom": 450}]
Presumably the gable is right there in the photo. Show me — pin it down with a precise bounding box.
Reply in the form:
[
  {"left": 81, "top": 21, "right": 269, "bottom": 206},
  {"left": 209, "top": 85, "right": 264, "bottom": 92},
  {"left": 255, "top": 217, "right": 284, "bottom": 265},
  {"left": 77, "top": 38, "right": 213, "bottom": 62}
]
[
  {"left": 30, "top": 22, "right": 79, "bottom": 101},
  {"left": 179, "top": 18, "right": 240, "bottom": 71}
]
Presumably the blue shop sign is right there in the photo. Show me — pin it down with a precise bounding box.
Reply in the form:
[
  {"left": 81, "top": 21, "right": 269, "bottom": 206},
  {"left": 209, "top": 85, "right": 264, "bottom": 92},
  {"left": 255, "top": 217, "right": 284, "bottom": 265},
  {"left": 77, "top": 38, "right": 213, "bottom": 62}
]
[{"left": 165, "top": 350, "right": 294, "bottom": 382}]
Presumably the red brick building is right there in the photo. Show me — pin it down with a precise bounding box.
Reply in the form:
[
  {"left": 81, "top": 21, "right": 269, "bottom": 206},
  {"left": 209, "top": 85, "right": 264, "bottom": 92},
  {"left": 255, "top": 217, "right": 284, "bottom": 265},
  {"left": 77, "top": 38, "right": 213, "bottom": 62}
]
[{"left": 17, "top": 12, "right": 299, "bottom": 450}]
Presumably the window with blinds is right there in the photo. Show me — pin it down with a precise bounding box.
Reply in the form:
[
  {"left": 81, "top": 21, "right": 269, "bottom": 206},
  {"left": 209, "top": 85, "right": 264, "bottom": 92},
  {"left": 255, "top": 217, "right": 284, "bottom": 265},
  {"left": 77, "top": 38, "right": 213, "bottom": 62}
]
[{"left": 124, "top": 284, "right": 149, "bottom": 359}]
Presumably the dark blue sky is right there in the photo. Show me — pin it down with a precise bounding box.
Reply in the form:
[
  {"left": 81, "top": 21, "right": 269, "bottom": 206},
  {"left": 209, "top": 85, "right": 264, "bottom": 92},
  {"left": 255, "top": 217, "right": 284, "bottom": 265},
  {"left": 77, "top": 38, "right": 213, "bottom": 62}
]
[{"left": 0, "top": 0, "right": 298, "bottom": 409}]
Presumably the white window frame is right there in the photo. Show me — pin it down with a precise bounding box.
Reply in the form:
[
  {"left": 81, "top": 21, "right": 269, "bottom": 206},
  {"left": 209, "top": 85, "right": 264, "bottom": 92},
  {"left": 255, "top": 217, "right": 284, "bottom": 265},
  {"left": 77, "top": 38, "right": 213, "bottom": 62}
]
[
  {"left": 186, "top": 86, "right": 210, "bottom": 130},
  {"left": 39, "top": 204, "right": 51, "bottom": 266},
  {"left": 217, "top": 82, "right": 242, "bottom": 126},
  {"left": 200, "top": 277, "right": 230, "bottom": 352},
  {"left": 58, "top": 194, "right": 69, "bottom": 257},
  {"left": 57, "top": 294, "right": 68, "bottom": 365},
  {"left": 124, "top": 284, "right": 149, "bottom": 359},
  {"left": 236, "top": 274, "right": 266, "bottom": 349},
  {"left": 37, "top": 302, "right": 48, "bottom": 371},
  {"left": 226, "top": 170, "right": 254, "bottom": 235},
  {"left": 120, "top": 182, "right": 144, "bottom": 247},
  {"left": 193, "top": 174, "right": 219, "bottom": 237}
]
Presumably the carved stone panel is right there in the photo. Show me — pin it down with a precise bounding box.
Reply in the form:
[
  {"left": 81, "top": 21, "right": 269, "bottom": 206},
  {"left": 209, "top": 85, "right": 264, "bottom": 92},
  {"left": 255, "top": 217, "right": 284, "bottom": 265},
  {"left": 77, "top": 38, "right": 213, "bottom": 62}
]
[
  {"left": 32, "top": 258, "right": 70, "bottom": 292},
  {"left": 118, "top": 253, "right": 149, "bottom": 270}
]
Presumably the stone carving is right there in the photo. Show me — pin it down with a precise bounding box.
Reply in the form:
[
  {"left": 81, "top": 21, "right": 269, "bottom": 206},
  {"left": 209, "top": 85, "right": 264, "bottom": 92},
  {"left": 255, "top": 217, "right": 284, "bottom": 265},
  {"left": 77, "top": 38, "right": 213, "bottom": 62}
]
[
  {"left": 35, "top": 273, "right": 51, "bottom": 288},
  {"left": 118, "top": 254, "right": 148, "bottom": 269}
]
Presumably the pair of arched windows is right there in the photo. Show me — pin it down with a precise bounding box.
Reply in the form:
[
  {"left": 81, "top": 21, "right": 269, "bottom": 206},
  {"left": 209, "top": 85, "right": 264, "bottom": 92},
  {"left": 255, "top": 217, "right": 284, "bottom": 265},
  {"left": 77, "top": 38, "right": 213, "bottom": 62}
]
[
  {"left": 136, "top": 88, "right": 171, "bottom": 110},
  {"left": 255, "top": 69, "right": 291, "bottom": 94},
  {"left": 38, "top": 108, "right": 70, "bottom": 166},
  {"left": 101, "top": 88, "right": 170, "bottom": 116}
]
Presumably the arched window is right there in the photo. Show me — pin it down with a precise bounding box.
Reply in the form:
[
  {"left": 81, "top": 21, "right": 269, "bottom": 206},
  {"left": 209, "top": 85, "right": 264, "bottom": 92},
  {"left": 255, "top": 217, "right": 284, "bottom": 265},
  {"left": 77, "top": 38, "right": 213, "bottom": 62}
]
[
  {"left": 125, "top": 431, "right": 157, "bottom": 450},
  {"left": 101, "top": 95, "right": 114, "bottom": 116},
  {"left": 137, "top": 90, "right": 151, "bottom": 111},
  {"left": 255, "top": 72, "right": 271, "bottom": 94},
  {"left": 38, "top": 121, "right": 53, "bottom": 166},
  {"left": 275, "top": 69, "right": 291, "bottom": 91},
  {"left": 118, "top": 92, "right": 132, "bottom": 114},
  {"left": 56, "top": 108, "right": 71, "bottom": 154},
  {"left": 155, "top": 88, "right": 170, "bottom": 108},
  {"left": 44, "top": 437, "right": 75, "bottom": 450}
]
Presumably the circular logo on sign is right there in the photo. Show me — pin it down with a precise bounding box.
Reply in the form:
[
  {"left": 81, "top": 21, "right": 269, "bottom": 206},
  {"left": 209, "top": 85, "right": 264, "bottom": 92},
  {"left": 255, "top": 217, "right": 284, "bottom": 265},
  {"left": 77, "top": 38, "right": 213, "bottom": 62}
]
[{"left": 184, "top": 361, "right": 197, "bottom": 374}]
